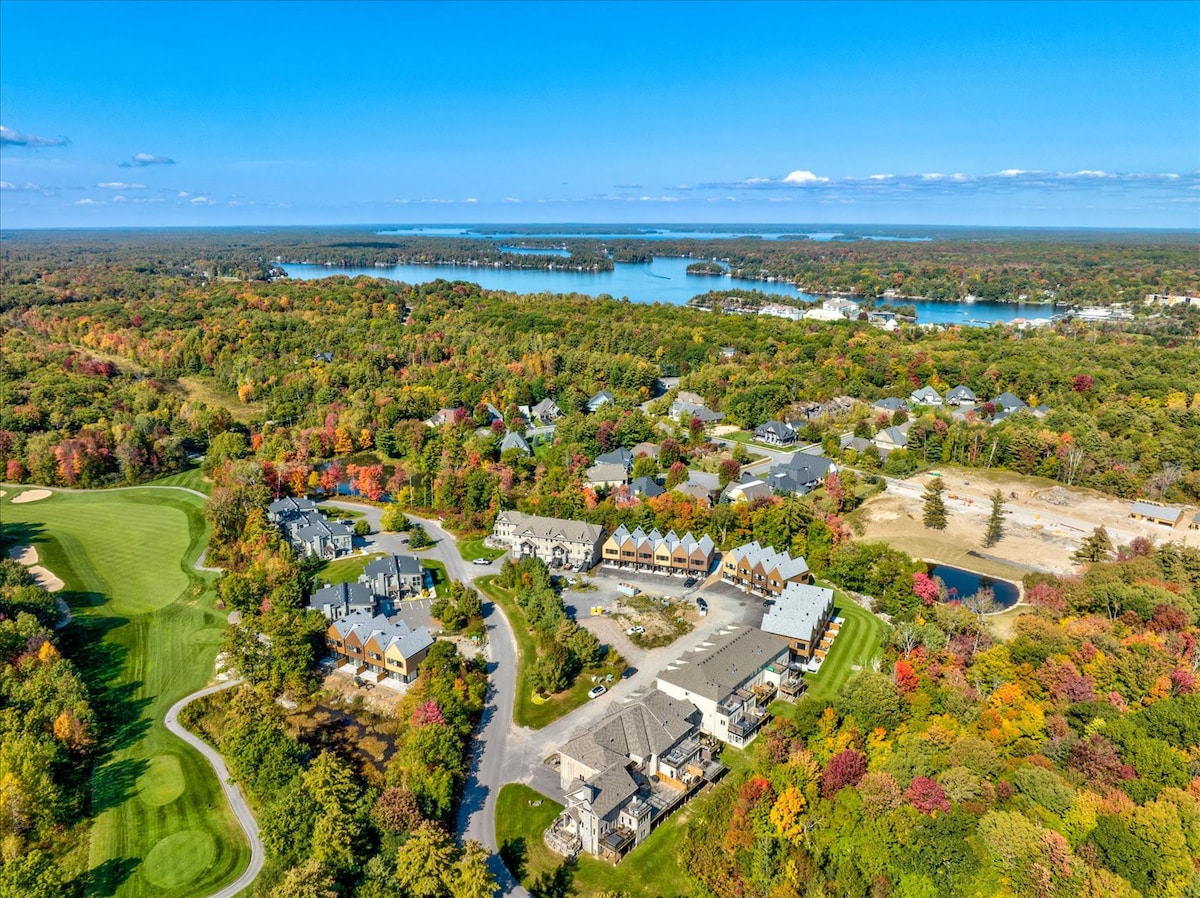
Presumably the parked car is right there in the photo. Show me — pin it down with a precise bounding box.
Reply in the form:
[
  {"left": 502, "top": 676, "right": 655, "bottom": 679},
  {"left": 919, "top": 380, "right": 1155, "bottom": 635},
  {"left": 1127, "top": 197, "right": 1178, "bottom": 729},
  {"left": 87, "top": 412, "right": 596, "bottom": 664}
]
[
  {"left": 684, "top": 577, "right": 697, "bottom": 588},
  {"left": 696, "top": 597, "right": 708, "bottom": 616},
  {"left": 471, "top": 557, "right": 491, "bottom": 565},
  {"left": 626, "top": 626, "right": 645, "bottom": 635},
  {"left": 588, "top": 685, "right": 607, "bottom": 699}
]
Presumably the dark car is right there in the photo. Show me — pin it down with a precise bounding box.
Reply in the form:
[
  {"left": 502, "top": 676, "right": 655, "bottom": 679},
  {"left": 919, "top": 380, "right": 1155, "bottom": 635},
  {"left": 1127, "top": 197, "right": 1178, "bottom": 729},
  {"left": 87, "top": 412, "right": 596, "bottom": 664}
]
[{"left": 684, "top": 577, "right": 697, "bottom": 588}]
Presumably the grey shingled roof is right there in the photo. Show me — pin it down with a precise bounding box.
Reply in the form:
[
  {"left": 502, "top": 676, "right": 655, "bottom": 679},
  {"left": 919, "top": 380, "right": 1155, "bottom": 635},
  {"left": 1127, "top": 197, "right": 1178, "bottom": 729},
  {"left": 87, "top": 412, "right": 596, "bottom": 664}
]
[
  {"left": 630, "top": 476, "right": 665, "bottom": 498},
  {"left": 585, "top": 764, "right": 640, "bottom": 820},
  {"left": 946, "top": 385, "right": 976, "bottom": 402},
  {"left": 595, "top": 447, "right": 634, "bottom": 469},
  {"left": 495, "top": 511, "right": 604, "bottom": 545},
  {"left": 310, "top": 581, "right": 374, "bottom": 613},
  {"left": 586, "top": 463, "right": 629, "bottom": 484},
  {"left": 657, "top": 626, "right": 789, "bottom": 702},
  {"left": 330, "top": 611, "right": 433, "bottom": 659},
  {"left": 500, "top": 431, "right": 531, "bottom": 454},
  {"left": 762, "top": 583, "right": 834, "bottom": 644},
  {"left": 365, "top": 554, "right": 422, "bottom": 579},
  {"left": 559, "top": 690, "right": 699, "bottom": 773}
]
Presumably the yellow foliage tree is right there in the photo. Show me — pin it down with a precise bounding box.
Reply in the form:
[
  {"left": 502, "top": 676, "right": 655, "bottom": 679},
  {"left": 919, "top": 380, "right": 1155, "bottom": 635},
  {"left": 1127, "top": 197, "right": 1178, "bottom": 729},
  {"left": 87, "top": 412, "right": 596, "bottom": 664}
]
[
  {"left": 334, "top": 426, "right": 354, "bottom": 456},
  {"left": 37, "top": 641, "right": 59, "bottom": 664},
  {"left": 770, "top": 786, "right": 809, "bottom": 843}
]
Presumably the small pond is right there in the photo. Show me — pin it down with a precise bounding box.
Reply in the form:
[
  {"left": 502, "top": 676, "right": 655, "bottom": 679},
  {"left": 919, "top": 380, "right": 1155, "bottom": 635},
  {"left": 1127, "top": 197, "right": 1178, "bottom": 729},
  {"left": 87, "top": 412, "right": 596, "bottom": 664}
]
[{"left": 927, "top": 564, "right": 1019, "bottom": 610}]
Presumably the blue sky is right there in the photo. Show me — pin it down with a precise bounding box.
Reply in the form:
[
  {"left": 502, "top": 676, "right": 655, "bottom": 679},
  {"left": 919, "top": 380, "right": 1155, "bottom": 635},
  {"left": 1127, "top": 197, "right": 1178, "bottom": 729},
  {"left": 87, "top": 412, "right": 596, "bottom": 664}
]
[{"left": 2, "top": 0, "right": 1198, "bottom": 229}]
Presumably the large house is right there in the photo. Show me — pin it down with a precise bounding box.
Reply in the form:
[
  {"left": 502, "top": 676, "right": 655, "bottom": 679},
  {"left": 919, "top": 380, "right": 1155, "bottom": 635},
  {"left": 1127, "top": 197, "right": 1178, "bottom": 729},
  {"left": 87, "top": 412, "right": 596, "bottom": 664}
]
[
  {"left": 669, "top": 399, "right": 725, "bottom": 424},
  {"left": 946, "top": 385, "right": 977, "bottom": 406},
  {"left": 873, "top": 397, "right": 907, "bottom": 414},
  {"left": 766, "top": 452, "right": 835, "bottom": 496},
  {"left": 491, "top": 510, "right": 605, "bottom": 570},
  {"left": 324, "top": 611, "right": 434, "bottom": 684},
  {"left": 721, "top": 541, "right": 811, "bottom": 596},
  {"left": 761, "top": 582, "right": 835, "bottom": 664},
  {"left": 873, "top": 425, "right": 909, "bottom": 452},
  {"left": 500, "top": 431, "right": 532, "bottom": 456},
  {"left": 530, "top": 397, "right": 563, "bottom": 424},
  {"left": 595, "top": 447, "right": 634, "bottom": 471},
  {"left": 910, "top": 386, "right": 943, "bottom": 406},
  {"left": 307, "top": 554, "right": 426, "bottom": 619},
  {"left": 656, "top": 626, "right": 792, "bottom": 747},
  {"left": 270, "top": 499, "right": 353, "bottom": 559},
  {"left": 630, "top": 476, "right": 665, "bottom": 500},
  {"left": 587, "top": 390, "right": 615, "bottom": 413},
  {"left": 549, "top": 691, "right": 722, "bottom": 862},
  {"left": 600, "top": 526, "right": 716, "bottom": 577},
  {"left": 363, "top": 554, "right": 425, "bottom": 598},
  {"left": 753, "top": 420, "right": 797, "bottom": 446},
  {"left": 722, "top": 479, "right": 771, "bottom": 504},
  {"left": 585, "top": 463, "right": 629, "bottom": 489}
]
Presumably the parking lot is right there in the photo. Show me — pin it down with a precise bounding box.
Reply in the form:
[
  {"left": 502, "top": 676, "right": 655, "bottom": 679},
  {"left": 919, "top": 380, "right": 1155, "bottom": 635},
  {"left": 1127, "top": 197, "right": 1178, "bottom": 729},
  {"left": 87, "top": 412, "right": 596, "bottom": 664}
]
[
  {"left": 562, "top": 568, "right": 766, "bottom": 664},
  {"left": 391, "top": 597, "right": 437, "bottom": 633}
]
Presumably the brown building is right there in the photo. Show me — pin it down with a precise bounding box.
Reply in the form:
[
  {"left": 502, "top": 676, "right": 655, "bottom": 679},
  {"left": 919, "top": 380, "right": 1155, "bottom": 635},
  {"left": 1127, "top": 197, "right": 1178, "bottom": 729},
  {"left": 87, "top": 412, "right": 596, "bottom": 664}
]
[
  {"left": 601, "top": 526, "right": 716, "bottom": 577},
  {"left": 721, "top": 541, "right": 811, "bottom": 596},
  {"left": 325, "top": 611, "right": 433, "bottom": 684}
]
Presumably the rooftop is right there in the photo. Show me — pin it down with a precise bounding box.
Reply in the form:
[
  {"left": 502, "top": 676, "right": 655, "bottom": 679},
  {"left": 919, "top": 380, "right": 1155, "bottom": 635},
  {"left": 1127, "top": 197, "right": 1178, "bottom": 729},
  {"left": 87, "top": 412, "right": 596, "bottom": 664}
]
[{"left": 657, "top": 626, "right": 789, "bottom": 702}]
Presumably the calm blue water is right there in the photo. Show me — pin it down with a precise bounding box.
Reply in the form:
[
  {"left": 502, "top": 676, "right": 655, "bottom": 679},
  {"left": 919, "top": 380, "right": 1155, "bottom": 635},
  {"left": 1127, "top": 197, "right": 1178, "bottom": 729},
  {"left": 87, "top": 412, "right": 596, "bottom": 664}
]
[
  {"left": 379, "top": 226, "right": 930, "bottom": 242},
  {"left": 282, "top": 259, "right": 1043, "bottom": 324},
  {"left": 929, "top": 564, "right": 1020, "bottom": 609}
]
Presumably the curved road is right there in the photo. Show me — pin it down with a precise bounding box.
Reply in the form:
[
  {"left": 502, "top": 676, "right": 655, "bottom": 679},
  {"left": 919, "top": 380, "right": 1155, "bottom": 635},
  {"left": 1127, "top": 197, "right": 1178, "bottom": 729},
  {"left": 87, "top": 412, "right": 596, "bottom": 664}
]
[{"left": 163, "top": 679, "right": 265, "bottom": 898}]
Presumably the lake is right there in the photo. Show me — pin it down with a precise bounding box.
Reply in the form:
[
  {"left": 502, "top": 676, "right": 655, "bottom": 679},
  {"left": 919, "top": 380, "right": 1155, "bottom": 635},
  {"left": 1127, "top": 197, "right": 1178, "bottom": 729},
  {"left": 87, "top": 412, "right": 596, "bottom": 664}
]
[
  {"left": 928, "top": 564, "right": 1020, "bottom": 609},
  {"left": 282, "top": 258, "right": 1044, "bottom": 324}
]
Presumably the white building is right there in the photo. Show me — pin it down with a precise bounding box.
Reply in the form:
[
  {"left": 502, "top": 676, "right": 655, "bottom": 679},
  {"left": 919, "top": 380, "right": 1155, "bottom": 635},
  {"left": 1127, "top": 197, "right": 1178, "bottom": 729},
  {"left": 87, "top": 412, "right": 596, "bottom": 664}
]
[{"left": 491, "top": 510, "right": 605, "bottom": 570}]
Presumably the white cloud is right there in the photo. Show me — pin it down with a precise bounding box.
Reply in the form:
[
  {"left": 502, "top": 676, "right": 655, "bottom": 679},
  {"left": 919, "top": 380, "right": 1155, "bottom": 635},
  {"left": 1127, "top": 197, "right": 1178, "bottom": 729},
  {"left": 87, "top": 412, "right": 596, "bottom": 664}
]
[
  {"left": 75, "top": 198, "right": 95, "bottom": 205},
  {"left": 112, "top": 195, "right": 128, "bottom": 203},
  {"left": 996, "top": 169, "right": 1027, "bottom": 177},
  {"left": 921, "top": 172, "right": 945, "bottom": 181},
  {"left": 0, "top": 125, "right": 69, "bottom": 147},
  {"left": 1072, "top": 170, "right": 1108, "bottom": 178},
  {"left": 464, "top": 197, "right": 478, "bottom": 204},
  {"left": 189, "top": 195, "right": 214, "bottom": 205},
  {"left": 177, "top": 191, "right": 190, "bottom": 197},
  {"left": 783, "top": 169, "right": 828, "bottom": 185},
  {"left": 98, "top": 181, "right": 145, "bottom": 190},
  {"left": 745, "top": 177, "right": 771, "bottom": 184},
  {"left": 0, "top": 181, "right": 12, "bottom": 190},
  {"left": 504, "top": 197, "right": 521, "bottom": 203},
  {"left": 868, "top": 174, "right": 894, "bottom": 180}
]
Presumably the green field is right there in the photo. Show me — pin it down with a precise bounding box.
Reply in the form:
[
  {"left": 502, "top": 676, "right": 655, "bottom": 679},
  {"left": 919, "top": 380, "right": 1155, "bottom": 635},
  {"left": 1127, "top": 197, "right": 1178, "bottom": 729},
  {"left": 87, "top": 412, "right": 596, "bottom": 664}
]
[
  {"left": 780, "top": 585, "right": 889, "bottom": 708},
  {"left": 1, "top": 487, "right": 248, "bottom": 897},
  {"left": 496, "top": 784, "right": 695, "bottom": 898},
  {"left": 314, "top": 552, "right": 386, "bottom": 586},
  {"left": 476, "top": 577, "right": 619, "bottom": 729},
  {"left": 455, "top": 537, "right": 507, "bottom": 563},
  {"left": 143, "top": 465, "right": 212, "bottom": 495}
]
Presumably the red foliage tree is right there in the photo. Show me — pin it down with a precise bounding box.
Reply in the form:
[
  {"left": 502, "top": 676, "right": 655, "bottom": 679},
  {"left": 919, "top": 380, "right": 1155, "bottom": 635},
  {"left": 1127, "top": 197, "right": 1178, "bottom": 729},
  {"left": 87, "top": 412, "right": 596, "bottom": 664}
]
[
  {"left": 906, "top": 776, "right": 951, "bottom": 813},
  {"left": 822, "top": 749, "right": 869, "bottom": 798},
  {"left": 894, "top": 659, "right": 920, "bottom": 693},
  {"left": 913, "top": 572, "right": 941, "bottom": 606},
  {"left": 411, "top": 699, "right": 445, "bottom": 727}
]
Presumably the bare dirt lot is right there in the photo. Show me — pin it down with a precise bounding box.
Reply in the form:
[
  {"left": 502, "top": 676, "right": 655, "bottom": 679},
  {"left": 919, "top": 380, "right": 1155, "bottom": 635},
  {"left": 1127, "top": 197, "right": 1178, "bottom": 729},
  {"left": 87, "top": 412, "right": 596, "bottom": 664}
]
[{"left": 855, "top": 467, "right": 1199, "bottom": 578}]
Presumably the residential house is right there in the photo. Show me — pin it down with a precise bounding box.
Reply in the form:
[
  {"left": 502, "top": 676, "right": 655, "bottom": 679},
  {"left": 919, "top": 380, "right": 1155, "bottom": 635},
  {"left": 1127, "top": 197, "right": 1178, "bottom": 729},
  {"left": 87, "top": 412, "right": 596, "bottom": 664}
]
[
  {"left": 267, "top": 496, "right": 319, "bottom": 524},
  {"left": 630, "top": 441, "right": 660, "bottom": 461},
  {"left": 822, "top": 296, "right": 860, "bottom": 317},
  {"left": 722, "top": 479, "right": 771, "bottom": 504},
  {"left": 1129, "top": 502, "right": 1184, "bottom": 528},
  {"left": 761, "top": 583, "right": 835, "bottom": 664},
  {"left": 753, "top": 420, "right": 797, "bottom": 446},
  {"left": 491, "top": 510, "right": 605, "bottom": 570},
  {"left": 289, "top": 515, "right": 354, "bottom": 559},
  {"left": 721, "top": 541, "right": 811, "bottom": 596},
  {"left": 669, "top": 399, "right": 725, "bottom": 423},
  {"left": 630, "top": 476, "right": 665, "bottom": 500},
  {"left": 324, "top": 611, "right": 434, "bottom": 683},
  {"left": 656, "top": 626, "right": 791, "bottom": 746},
  {"left": 500, "top": 431, "right": 532, "bottom": 456},
  {"left": 873, "top": 397, "right": 907, "bottom": 414},
  {"left": 992, "top": 392, "right": 1028, "bottom": 414},
  {"left": 425, "top": 407, "right": 462, "bottom": 428},
  {"left": 601, "top": 526, "right": 716, "bottom": 577},
  {"left": 313, "top": 351, "right": 335, "bottom": 363},
  {"left": 587, "top": 390, "right": 616, "bottom": 413},
  {"left": 595, "top": 447, "right": 635, "bottom": 471},
  {"left": 308, "top": 581, "right": 376, "bottom": 620},
  {"left": 839, "top": 434, "right": 874, "bottom": 455},
  {"left": 873, "top": 425, "right": 909, "bottom": 452},
  {"left": 586, "top": 463, "right": 630, "bottom": 489},
  {"left": 531, "top": 397, "right": 563, "bottom": 424},
  {"left": 910, "top": 386, "right": 943, "bottom": 406},
  {"left": 483, "top": 403, "right": 505, "bottom": 424},
  {"left": 363, "top": 554, "right": 425, "bottom": 599},
  {"left": 945, "top": 385, "right": 977, "bottom": 406},
  {"left": 766, "top": 452, "right": 835, "bottom": 496}
]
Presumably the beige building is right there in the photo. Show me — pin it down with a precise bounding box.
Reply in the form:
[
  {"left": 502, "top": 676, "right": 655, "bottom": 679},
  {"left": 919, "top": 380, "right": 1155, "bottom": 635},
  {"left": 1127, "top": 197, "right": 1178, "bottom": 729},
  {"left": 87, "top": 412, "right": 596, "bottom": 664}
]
[
  {"left": 491, "top": 510, "right": 605, "bottom": 570},
  {"left": 721, "top": 541, "right": 811, "bottom": 596},
  {"left": 600, "top": 526, "right": 716, "bottom": 577}
]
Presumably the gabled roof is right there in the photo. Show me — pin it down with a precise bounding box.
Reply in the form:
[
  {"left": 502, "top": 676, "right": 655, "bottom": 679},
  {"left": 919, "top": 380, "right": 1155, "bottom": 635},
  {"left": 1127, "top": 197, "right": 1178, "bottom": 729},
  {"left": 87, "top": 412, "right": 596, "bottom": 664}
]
[
  {"left": 770, "top": 452, "right": 834, "bottom": 485},
  {"left": 762, "top": 583, "right": 834, "bottom": 644},
  {"left": 500, "top": 431, "right": 532, "bottom": 454},
  {"left": 587, "top": 390, "right": 615, "bottom": 410},
  {"left": 725, "top": 479, "right": 771, "bottom": 502},
  {"left": 1130, "top": 502, "right": 1182, "bottom": 523},
  {"left": 754, "top": 420, "right": 796, "bottom": 440},
  {"left": 840, "top": 435, "right": 873, "bottom": 453},
  {"left": 670, "top": 400, "right": 725, "bottom": 422},
  {"left": 364, "top": 554, "right": 423, "bottom": 579},
  {"left": 269, "top": 496, "right": 318, "bottom": 516},
  {"left": 910, "top": 386, "right": 942, "bottom": 403},
  {"left": 329, "top": 610, "right": 433, "bottom": 659},
  {"left": 586, "top": 463, "right": 629, "bottom": 484},
  {"left": 875, "top": 425, "right": 908, "bottom": 447},
  {"left": 725, "top": 541, "right": 809, "bottom": 581},
  {"left": 531, "top": 397, "right": 561, "bottom": 416},
  {"left": 630, "top": 441, "right": 660, "bottom": 459},
  {"left": 311, "top": 581, "right": 374, "bottom": 612},
  {"left": 873, "top": 397, "right": 907, "bottom": 412},
  {"left": 595, "top": 447, "right": 634, "bottom": 469},
  {"left": 630, "top": 476, "right": 665, "bottom": 499},
  {"left": 946, "top": 385, "right": 976, "bottom": 402},
  {"left": 992, "top": 392, "right": 1027, "bottom": 411},
  {"left": 657, "top": 626, "right": 789, "bottom": 702},
  {"left": 581, "top": 764, "right": 639, "bottom": 820},
  {"left": 558, "top": 690, "right": 700, "bottom": 774},
  {"left": 495, "top": 511, "right": 604, "bottom": 545}
]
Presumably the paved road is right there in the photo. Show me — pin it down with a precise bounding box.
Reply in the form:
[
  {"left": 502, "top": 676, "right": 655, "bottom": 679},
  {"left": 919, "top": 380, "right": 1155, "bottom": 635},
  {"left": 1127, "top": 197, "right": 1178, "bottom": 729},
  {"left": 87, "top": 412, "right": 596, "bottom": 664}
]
[
  {"left": 163, "top": 679, "right": 265, "bottom": 898},
  {"left": 323, "top": 501, "right": 528, "bottom": 896}
]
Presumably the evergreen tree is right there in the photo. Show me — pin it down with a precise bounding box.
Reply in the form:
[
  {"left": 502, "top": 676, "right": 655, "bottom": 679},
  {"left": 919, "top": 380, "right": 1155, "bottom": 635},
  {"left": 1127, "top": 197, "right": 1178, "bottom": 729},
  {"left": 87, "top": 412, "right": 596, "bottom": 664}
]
[
  {"left": 922, "top": 478, "right": 948, "bottom": 530},
  {"left": 983, "top": 490, "right": 1005, "bottom": 547},
  {"left": 1073, "top": 526, "right": 1114, "bottom": 564}
]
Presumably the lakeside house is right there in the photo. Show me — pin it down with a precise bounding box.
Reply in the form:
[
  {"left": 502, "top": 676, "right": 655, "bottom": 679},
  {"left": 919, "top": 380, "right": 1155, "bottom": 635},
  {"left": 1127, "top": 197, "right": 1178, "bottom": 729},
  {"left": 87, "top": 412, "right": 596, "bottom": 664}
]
[
  {"left": 656, "top": 626, "right": 792, "bottom": 747},
  {"left": 491, "top": 510, "right": 605, "bottom": 570},
  {"left": 269, "top": 497, "right": 353, "bottom": 559},
  {"left": 601, "top": 526, "right": 715, "bottom": 577},
  {"left": 721, "top": 541, "right": 812, "bottom": 596}
]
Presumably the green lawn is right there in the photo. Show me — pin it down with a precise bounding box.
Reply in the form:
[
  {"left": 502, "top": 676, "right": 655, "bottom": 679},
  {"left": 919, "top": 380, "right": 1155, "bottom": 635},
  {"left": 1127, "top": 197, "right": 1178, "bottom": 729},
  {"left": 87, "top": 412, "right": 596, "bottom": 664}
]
[
  {"left": 476, "top": 577, "right": 618, "bottom": 729},
  {"left": 456, "top": 537, "right": 507, "bottom": 563},
  {"left": 793, "top": 584, "right": 890, "bottom": 704},
  {"left": 422, "top": 558, "right": 448, "bottom": 593},
  {"left": 143, "top": 465, "right": 212, "bottom": 495},
  {"left": 314, "top": 552, "right": 386, "bottom": 586},
  {"left": 1, "top": 487, "right": 248, "bottom": 898},
  {"left": 496, "top": 784, "right": 696, "bottom": 898}
]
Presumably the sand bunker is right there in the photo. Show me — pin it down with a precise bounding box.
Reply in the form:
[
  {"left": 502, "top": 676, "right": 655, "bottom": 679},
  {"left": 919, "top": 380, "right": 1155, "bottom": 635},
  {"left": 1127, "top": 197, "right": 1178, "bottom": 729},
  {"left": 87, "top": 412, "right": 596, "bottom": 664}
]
[
  {"left": 11, "top": 489, "right": 52, "bottom": 504},
  {"left": 6, "top": 545, "right": 65, "bottom": 592}
]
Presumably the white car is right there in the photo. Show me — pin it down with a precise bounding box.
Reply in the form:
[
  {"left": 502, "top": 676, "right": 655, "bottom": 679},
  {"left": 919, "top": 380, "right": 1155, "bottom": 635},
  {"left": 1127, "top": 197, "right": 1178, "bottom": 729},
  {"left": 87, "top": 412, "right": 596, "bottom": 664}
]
[
  {"left": 471, "top": 557, "right": 491, "bottom": 565},
  {"left": 588, "top": 685, "right": 607, "bottom": 699},
  {"left": 626, "top": 626, "right": 645, "bottom": 635}
]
